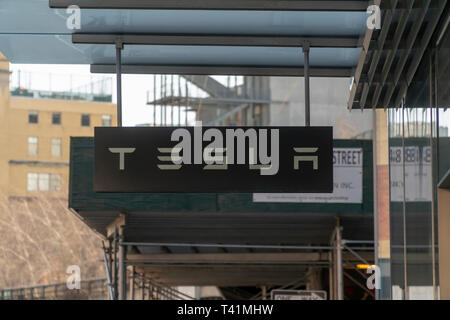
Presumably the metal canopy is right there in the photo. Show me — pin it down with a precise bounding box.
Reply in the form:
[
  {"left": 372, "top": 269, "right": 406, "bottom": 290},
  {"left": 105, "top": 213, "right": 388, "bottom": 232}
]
[
  {"left": 348, "top": 0, "right": 448, "bottom": 109},
  {"left": 49, "top": 0, "right": 370, "bottom": 11},
  {"left": 72, "top": 34, "right": 362, "bottom": 48},
  {"left": 0, "top": 0, "right": 369, "bottom": 75},
  {"left": 91, "top": 65, "right": 354, "bottom": 77}
]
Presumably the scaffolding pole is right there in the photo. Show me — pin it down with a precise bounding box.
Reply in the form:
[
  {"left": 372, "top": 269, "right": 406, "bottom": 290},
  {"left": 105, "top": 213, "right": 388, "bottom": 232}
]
[
  {"left": 335, "top": 222, "right": 344, "bottom": 300},
  {"left": 118, "top": 226, "right": 127, "bottom": 300},
  {"left": 102, "top": 241, "right": 115, "bottom": 300}
]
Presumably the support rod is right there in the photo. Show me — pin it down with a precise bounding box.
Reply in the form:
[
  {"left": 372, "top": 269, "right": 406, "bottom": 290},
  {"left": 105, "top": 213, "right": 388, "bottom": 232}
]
[
  {"left": 153, "top": 74, "right": 156, "bottom": 126},
  {"left": 130, "top": 266, "right": 135, "bottom": 300},
  {"left": 336, "top": 224, "right": 344, "bottom": 300},
  {"left": 102, "top": 241, "right": 115, "bottom": 300},
  {"left": 113, "top": 229, "right": 119, "bottom": 299},
  {"left": 115, "top": 42, "right": 123, "bottom": 127},
  {"left": 118, "top": 227, "right": 126, "bottom": 300},
  {"left": 303, "top": 42, "right": 311, "bottom": 127},
  {"left": 328, "top": 251, "right": 334, "bottom": 300}
]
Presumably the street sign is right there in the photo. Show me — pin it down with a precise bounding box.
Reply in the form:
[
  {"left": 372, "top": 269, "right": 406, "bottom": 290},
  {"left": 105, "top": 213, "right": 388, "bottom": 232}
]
[
  {"left": 271, "top": 290, "right": 327, "bottom": 300},
  {"left": 94, "top": 125, "right": 333, "bottom": 193}
]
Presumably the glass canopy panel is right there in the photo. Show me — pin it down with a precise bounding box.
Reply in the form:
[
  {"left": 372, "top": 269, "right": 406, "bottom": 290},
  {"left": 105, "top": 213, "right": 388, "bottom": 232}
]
[
  {"left": 0, "top": 34, "right": 361, "bottom": 66},
  {"left": 0, "top": 0, "right": 367, "bottom": 36},
  {"left": 0, "top": 0, "right": 366, "bottom": 68}
]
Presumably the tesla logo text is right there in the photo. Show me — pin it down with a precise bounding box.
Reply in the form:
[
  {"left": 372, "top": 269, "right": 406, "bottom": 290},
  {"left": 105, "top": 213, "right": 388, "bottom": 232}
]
[
  {"left": 157, "top": 122, "right": 280, "bottom": 175},
  {"left": 109, "top": 148, "right": 136, "bottom": 170}
]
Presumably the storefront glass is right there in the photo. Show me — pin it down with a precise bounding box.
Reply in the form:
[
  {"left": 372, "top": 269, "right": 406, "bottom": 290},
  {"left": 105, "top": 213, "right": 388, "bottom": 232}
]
[{"left": 388, "top": 25, "right": 449, "bottom": 299}]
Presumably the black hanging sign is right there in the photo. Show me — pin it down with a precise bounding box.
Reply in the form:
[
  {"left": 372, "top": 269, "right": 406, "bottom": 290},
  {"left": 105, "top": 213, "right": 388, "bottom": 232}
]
[{"left": 94, "top": 125, "right": 333, "bottom": 193}]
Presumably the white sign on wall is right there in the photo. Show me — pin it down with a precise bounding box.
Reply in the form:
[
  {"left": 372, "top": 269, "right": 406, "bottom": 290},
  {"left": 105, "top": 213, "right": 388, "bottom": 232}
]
[
  {"left": 389, "top": 146, "right": 432, "bottom": 202},
  {"left": 253, "top": 148, "right": 363, "bottom": 204}
]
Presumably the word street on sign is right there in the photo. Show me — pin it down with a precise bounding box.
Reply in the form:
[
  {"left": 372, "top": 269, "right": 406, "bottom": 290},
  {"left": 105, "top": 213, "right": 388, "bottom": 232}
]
[{"left": 94, "top": 124, "right": 333, "bottom": 193}]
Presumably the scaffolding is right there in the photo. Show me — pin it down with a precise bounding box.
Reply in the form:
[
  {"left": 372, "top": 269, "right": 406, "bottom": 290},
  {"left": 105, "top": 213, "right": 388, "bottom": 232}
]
[{"left": 146, "top": 75, "right": 271, "bottom": 126}]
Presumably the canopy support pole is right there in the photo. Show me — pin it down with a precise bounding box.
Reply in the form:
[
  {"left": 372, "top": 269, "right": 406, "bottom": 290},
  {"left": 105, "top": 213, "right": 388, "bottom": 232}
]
[
  {"left": 303, "top": 42, "right": 311, "bottom": 127},
  {"left": 115, "top": 40, "right": 123, "bottom": 127}
]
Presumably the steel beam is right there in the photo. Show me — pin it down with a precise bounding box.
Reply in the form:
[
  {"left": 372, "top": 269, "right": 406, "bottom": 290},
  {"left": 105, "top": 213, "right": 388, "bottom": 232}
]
[
  {"left": 91, "top": 64, "right": 353, "bottom": 77},
  {"left": 73, "top": 34, "right": 361, "bottom": 48},
  {"left": 121, "top": 241, "right": 335, "bottom": 250},
  {"left": 127, "top": 253, "right": 329, "bottom": 265},
  {"left": 359, "top": 1, "right": 397, "bottom": 109},
  {"left": 347, "top": 0, "right": 382, "bottom": 109},
  {"left": 50, "top": 0, "right": 370, "bottom": 11},
  {"left": 368, "top": 3, "right": 412, "bottom": 108},
  {"left": 381, "top": 0, "right": 431, "bottom": 109},
  {"left": 147, "top": 96, "right": 276, "bottom": 107},
  {"left": 393, "top": 0, "right": 447, "bottom": 108}
]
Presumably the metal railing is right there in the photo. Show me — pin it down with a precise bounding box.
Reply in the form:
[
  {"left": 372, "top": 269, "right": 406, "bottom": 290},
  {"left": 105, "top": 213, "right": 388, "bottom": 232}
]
[
  {"left": 0, "top": 278, "right": 108, "bottom": 300},
  {"left": 10, "top": 70, "right": 113, "bottom": 103}
]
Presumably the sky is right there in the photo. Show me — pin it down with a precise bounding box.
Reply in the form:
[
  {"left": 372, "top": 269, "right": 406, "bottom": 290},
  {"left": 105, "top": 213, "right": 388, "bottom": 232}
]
[
  {"left": 9, "top": 63, "right": 450, "bottom": 132},
  {"left": 9, "top": 63, "right": 198, "bottom": 127}
]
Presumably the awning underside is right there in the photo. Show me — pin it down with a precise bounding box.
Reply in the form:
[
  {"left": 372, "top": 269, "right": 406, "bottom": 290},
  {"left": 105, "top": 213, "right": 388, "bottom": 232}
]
[
  {"left": 348, "top": 0, "right": 448, "bottom": 109},
  {"left": 0, "top": 0, "right": 369, "bottom": 74}
]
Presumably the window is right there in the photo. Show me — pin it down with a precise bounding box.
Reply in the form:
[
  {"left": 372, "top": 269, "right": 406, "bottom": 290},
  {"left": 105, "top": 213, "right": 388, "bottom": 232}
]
[
  {"left": 81, "top": 114, "right": 90, "bottom": 127},
  {"left": 28, "top": 110, "right": 38, "bottom": 124},
  {"left": 102, "top": 114, "right": 112, "bottom": 127},
  {"left": 51, "top": 138, "right": 62, "bottom": 157},
  {"left": 38, "top": 173, "right": 49, "bottom": 191},
  {"left": 52, "top": 112, "right": 61, "bottom": 125},
  {"left": 50, "top": 174, "right": 61, "bottom": 191},
  {"left": 28, "top": 137, "right": 38, "bottom": 156},
  {"left": 27, "top": 173, "right": 61, "bottom": 192},
  {"left": 27, "top": 173, "right": 38, "bottom": 191}
]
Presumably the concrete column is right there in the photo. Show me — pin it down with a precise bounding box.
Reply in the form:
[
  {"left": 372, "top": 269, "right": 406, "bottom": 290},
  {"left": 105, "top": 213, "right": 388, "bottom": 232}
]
[
  {"left": 438, "top": 187, "right": 450, "bottom": 299},
  {"left": 373, "top": 109, "right": 391, "bottom": 299}
]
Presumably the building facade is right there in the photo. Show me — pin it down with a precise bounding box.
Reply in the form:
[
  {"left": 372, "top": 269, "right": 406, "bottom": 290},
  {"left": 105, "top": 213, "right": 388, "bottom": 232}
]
[{"left": 0, "top": 52, "right": 116, "bottom": 198}]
